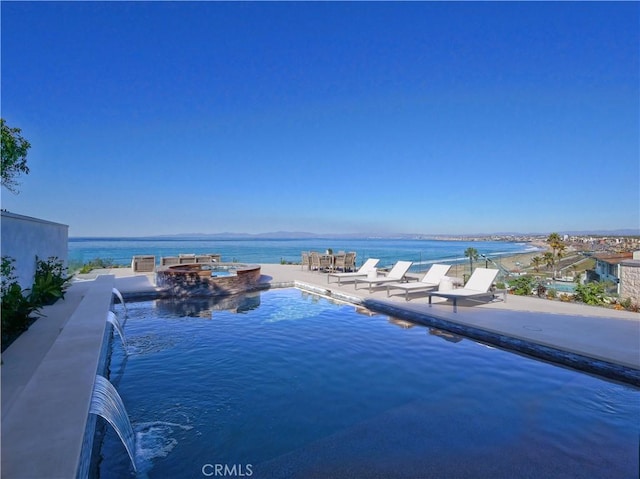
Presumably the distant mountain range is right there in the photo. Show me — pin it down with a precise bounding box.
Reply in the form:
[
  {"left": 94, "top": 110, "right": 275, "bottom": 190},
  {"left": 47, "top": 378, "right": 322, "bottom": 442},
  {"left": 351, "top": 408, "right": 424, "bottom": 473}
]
[{"left": 151, "top": 229, "right": 640, "bottom": 240}]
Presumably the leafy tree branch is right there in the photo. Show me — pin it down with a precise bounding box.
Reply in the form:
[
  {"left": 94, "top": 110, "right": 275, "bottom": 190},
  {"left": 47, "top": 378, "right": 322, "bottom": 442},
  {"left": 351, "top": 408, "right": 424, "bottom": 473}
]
[{"left": 1, "top": 119, "right": 31, "bottom": 194}]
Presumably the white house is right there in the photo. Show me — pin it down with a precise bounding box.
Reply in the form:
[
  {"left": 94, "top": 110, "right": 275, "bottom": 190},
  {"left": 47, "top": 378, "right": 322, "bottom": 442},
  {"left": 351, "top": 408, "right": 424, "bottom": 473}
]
[{"left": 593, "top": 252, "right": 634, "bottom": 295}]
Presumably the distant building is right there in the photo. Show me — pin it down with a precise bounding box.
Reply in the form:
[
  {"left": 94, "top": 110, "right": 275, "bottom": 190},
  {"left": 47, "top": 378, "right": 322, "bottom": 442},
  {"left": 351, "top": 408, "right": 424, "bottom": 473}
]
[{"left": 593, "top": 252, "right": 634, "bottom": 295}]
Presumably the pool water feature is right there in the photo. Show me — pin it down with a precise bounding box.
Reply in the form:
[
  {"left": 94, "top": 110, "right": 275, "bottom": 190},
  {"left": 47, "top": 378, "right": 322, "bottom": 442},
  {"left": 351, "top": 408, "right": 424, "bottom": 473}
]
[
  {"left": 112, "top": 287, "right": 128, "bottom": 316},
  {"left": 155, "top": 263, "right": 261, "bottom": 297},
  {"left": 97, "top": 289, "right": 639, "bottom": 478},
  {"left": 106, "top": 311, "right": 128, "bottom": 354},
  {"left": 90, "top": 375, "right": 138, "bottom": 473}
]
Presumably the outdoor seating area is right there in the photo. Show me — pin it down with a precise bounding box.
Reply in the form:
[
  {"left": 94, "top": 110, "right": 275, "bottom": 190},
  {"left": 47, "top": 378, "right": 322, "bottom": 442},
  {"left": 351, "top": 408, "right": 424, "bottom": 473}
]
[
  {"left": 321, "top": 259, "right": 503, "bottom": 309},
  {"left": 301, "top": 251, "right": 357, "bottom": 272}
]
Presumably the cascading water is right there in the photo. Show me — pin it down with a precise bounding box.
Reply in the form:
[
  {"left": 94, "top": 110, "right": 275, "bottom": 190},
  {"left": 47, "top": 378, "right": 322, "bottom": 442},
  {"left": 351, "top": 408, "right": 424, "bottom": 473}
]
[
  {"left": 112, "top": 287, "right": 128, "bottom": 316},
  {"left": 89, "top": 374, "right": 138, "bottom": 472},
  {"left": 106, "top": 311, "right": 128, "bottom": 354}
]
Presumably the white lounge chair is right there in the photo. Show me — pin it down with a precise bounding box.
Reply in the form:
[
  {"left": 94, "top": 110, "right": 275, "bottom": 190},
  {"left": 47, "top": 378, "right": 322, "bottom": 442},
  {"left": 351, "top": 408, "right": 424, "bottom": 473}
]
[
  {"left": 386, "top": 263, "right": 451, "bottom": 300},
  {"left": 327, "top": 258, "right": 380, "bottom": 285},
  {"left": 427, "top": 268, "right": 499, "bottom": 312},
  {"left": 354, "top": 261, "right": 413, "bottom": 293}
]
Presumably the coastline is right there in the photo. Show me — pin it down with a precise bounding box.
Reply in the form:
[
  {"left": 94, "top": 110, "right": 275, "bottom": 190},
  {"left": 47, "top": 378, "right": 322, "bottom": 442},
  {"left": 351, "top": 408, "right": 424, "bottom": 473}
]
[
  {"left": 491, "top": 247, "right": 549, "bottom": 272},
  {"left": 442, "top": 242, "right": 549, "bottom": 281}
]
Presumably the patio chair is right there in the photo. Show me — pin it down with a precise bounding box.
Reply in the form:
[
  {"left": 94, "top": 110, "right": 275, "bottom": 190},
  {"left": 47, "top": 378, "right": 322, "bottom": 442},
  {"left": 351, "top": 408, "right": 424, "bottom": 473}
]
[
  {"left": 161, "top": 256, "right": 180, "bottom": 266},
  {"left": 354, "top": 261, "right": 413, "bottom": 293},
  {"left": 198, "top": 254, "right": 221, "bottom": 263},
  {"left": 318, "top": 254, "right": 332, "bottom": 272},
  {"left": 310, "top": 252, "right": 321, "bottom": 271},
  {"left": 344, "top": 252, "right": 356, "bottom": 272},
  {"left": 178, "top": 254, "right": 197, "bottom": 264},
  {"left": 131, "top": 255, "right": 156, "bottom": 273},
  {"left": 332, "top": 253, "right": 347, "bottom": 272},
  {"left": 301, "top": 252, "right": 310, "bottom": 270},
  {"left": 196, "top": 255, "right": 219, "bottom": 264},
  {"left": 427, "top": 267, "right": 499, "bottom": 313},
  {"left": 327, "top": 258, "right": 380, "bottom": 285},
  {"left": 386, "top": 264, "right": 451, "bottom": 300}
]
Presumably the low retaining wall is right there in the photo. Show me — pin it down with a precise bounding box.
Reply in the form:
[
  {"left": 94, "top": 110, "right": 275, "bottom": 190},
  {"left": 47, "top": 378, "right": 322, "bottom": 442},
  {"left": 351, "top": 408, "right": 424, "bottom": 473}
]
[{"left": 1, "top": 211, "right": 68, "bottom": 289}]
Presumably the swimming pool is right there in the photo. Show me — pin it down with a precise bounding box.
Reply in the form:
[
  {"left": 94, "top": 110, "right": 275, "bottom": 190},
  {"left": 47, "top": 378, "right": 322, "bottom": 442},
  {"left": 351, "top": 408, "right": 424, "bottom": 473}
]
[
  {"left": 544, "top": 281, "right": 577, "bottom": 293},
  {"left": 97, "top": 289, "right": 639, "bottom": 478}
]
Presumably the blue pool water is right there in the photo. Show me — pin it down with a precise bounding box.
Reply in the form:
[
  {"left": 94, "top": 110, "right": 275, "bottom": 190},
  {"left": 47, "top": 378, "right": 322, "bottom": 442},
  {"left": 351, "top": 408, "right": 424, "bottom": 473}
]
[
  {"left": 98, "top": 289, "right": 639, "bottom": 478},
  {"left": 544, "top": 281, "right": 577, "bottom": 293}
]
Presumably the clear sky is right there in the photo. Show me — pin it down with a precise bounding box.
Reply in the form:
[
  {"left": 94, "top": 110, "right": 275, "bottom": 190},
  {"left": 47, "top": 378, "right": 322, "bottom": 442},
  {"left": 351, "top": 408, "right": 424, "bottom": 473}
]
[{"left": 1, "top": 1, "right": 638, "bottom": 237}]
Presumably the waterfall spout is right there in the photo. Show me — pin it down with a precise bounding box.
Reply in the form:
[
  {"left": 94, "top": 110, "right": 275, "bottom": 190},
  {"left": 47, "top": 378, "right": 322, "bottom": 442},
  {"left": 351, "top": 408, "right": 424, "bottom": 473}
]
[
  {"left": 112, "top": 287, "right": 128, "bottom": 316},
  {"left": 90, "top": 375, "right": 138, "bottom": 472},
  {"left": 106, "top": 311, "right": 128, "bottom": 354}
]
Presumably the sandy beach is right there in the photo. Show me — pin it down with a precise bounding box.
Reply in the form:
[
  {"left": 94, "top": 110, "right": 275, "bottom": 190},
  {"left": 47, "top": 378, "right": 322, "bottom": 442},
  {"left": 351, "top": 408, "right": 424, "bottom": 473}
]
[{"left": 445, "top": 241, "right": 549, "bottom": 281}]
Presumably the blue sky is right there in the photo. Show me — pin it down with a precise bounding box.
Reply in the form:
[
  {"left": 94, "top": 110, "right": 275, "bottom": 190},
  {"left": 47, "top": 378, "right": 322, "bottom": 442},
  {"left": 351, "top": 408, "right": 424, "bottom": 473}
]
[{"left": 2, "top": 2, "right": 638, "bottom": 237}]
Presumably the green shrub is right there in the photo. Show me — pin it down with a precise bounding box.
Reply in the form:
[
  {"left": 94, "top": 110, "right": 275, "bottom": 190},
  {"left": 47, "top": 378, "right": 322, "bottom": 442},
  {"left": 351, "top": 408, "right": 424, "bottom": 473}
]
[
  {"left": 509, "top": 275, "right": 535, "bottom": 296},
  {"left": 30, "top": 256, "right": 70, "bottom": 306},
  {"left": 574, "top": 282, "right": 606, "bottom": 305},
  {"left": 535, "top": 282, "right": 547, "bottom": 298},
  {"left": 2, "top": 282, "right": 38, "bottom": 334},
  {"left": 620, "top": 297, "right": 639, "bottom": 312},
  {"left": 77, "top": 257, "right": 116, "bottom": 274},
  {"left": 546, "top": 288, "right": 558, "bottom": 299},
  {"left": 1, "top": 257, "right": 39, "bottom": 349},
  {"left": 1, "top": 256, "right": 71, "bottom": 350},
  {"left": 1, "top": 256, "right": 16, "bottom": 294}
]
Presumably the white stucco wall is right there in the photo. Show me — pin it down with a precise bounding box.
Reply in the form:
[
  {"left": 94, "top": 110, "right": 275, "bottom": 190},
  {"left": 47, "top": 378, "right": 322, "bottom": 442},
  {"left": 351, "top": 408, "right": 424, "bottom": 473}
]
[
  {"left": 1, "top": 211, "right": 69, "bottom": 289},
  {"left": 620, "top": 260, "right": 640, "bottom": 303}
]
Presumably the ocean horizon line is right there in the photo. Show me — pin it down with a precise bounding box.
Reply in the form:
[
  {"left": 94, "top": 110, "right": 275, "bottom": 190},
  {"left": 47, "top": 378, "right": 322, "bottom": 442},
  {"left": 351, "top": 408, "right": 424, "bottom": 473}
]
[{"left": 68, "top": 228, "right": 639, "bottom": 242}]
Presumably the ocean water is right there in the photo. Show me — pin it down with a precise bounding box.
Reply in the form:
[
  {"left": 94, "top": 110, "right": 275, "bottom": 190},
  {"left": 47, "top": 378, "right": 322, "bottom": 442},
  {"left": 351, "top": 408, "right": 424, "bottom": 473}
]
[{"left": 68, "top": 237, "right": 538, "bottom": 272}]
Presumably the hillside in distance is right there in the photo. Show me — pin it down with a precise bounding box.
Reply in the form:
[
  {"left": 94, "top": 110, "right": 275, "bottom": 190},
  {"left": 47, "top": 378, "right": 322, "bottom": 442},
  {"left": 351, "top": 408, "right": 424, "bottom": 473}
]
[{"left": 154, "top": 229, "right": 640, "bottom": 240}]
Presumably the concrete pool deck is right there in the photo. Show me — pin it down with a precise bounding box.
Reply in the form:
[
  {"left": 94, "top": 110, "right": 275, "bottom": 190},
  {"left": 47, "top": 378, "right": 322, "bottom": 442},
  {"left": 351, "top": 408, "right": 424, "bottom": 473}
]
[{"left": 1, "top": 264, "right": 639, "bottom": 478}]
